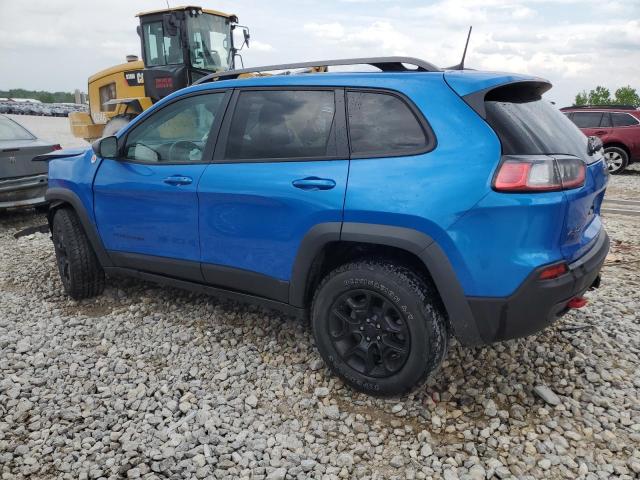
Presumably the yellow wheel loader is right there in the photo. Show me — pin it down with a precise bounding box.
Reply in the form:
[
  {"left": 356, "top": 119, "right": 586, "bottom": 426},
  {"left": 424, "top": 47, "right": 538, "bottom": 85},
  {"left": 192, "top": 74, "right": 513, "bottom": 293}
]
[{"left": 70, "top": 5, "right": 250, "bottom": 142}]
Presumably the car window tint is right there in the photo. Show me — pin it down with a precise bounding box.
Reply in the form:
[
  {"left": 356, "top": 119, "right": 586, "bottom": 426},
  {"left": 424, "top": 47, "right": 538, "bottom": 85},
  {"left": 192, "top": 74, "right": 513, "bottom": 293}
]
[
  {"left": 225, "top": 90, "right": 336, "bottom": 160},
  {"left": 124, "top": 93, "right": 224, "bottom": 163},
  {"left": 572, "top": 112, "right": 603, "bottom": 128},
  {"left": 612, "top": 112, "right": 639, "bottom": 127},
  {"left": 0, "top": 116, "right": 35, "bottom": 141},
  {"left": 600, "top": 113, "right": 612, "bottom": 127},
  {"left": 347, "top": 91, "right": 426, "bottom": 155}
]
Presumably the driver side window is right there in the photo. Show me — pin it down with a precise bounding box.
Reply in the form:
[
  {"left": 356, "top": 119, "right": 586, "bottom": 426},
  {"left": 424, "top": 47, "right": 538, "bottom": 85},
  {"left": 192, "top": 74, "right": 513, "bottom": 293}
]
[{"left": 124, "top": 93, "right": 225, "bottom": 163}]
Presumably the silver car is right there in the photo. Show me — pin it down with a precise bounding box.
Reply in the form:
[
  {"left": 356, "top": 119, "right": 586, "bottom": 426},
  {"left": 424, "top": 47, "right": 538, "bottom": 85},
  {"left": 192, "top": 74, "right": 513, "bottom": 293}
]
[{"left": 0, "top": 115, "right": 60, "bottom": 209}]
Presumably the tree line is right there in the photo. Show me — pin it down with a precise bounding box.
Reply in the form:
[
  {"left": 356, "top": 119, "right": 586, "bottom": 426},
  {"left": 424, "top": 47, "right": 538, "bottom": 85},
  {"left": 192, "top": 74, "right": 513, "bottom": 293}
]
[
  {"left": 574, "top": 86, "right": 639, "bottom": 107},
  {"left": 0, "top": 88, "right": 76, "bottom": 104}
]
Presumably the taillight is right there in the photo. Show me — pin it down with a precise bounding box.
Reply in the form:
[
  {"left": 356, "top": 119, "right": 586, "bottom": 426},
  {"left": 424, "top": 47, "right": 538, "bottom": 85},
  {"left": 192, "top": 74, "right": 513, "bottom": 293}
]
[
  {"left": 493, "top": 156, "right": 585, "bottom": 192},
  {"left": 52, "top": 144, "right": 62, "bottom": 151}
]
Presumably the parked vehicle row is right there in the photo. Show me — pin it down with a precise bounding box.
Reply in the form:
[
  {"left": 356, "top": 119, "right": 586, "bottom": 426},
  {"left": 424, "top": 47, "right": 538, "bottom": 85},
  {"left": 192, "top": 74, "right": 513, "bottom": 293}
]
[
  {"left": 41, "top": 57, "right": 610, "bottom": 397},
  {"left": 0, "top": 101, "right": 88, "bottom": 117}
]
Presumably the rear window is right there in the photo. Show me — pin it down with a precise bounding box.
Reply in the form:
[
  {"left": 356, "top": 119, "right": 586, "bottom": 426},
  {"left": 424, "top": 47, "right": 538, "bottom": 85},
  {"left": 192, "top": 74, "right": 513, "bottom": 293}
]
[
  {"left": 484, "top": 84, "right": 589, "bottom": 159},
  {"left": 347, "top": 91, "right": 428, "bottom": 156},
  {"left": 0, "top": 116, "right": 34, "bottom": 141},
  {"left": 225, "top": 90, "right": 336, "bottom": 160},
  {"left": 572, "top": 112, "right": 603, "bottom": 128},
  {"left": 612, "top": 112, "right": 639, "bottom": 127}
]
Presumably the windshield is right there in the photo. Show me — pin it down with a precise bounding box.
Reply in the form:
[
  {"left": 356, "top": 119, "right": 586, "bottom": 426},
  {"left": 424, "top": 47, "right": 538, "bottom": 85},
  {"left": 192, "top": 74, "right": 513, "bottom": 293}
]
[
  {"left": 187, "top": 13, "right": 232, "bottom": 72},
  {"left": 0, "top": 116, "right": 35, "bottom": 141},
  {"left": 485, "top": 88, "right": 591, "bottom": 160},
  {"left": 142, "top": 21, "right": 183, "bottom": 66}
]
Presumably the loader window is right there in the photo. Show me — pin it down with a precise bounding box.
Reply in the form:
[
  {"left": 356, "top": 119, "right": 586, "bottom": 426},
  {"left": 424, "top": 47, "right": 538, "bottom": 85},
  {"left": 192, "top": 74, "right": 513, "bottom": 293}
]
[
  {"left": 99, "top": 83, "right": 117, "bottom": 112},
  {"left": 187, "top": 13, "right": 231, "bottom": 71},
  {"left": 143, "top": 21, "right": 183, "bottom": 67},
  {"left": 123, "top": 93, "right": 224, "bottom": 163}
]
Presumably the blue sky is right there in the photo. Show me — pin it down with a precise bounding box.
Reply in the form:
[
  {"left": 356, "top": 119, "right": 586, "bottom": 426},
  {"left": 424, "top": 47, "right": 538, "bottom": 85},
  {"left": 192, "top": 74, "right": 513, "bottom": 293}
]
[{"left": 1, "top": 0, "right": 638, "bottom": 106}]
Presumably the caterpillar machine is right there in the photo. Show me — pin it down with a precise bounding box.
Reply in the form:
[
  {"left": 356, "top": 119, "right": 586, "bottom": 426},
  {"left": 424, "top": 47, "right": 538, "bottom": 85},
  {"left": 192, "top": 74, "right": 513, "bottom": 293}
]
[{"left": 69, "top": 5, "right": 251, "bottom": 141}]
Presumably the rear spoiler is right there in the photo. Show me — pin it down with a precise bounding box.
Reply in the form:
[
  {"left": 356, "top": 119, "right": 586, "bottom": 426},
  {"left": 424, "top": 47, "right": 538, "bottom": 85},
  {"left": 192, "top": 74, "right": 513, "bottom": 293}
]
[
  {"left": 461, "top": 81, "right": 552, "bottom": 118},
  {"left": 443, "top": 71, "right": 551, "bottom": 119},
  {"left": 33, "top": 147, "right": 87, "bottom": 162}
]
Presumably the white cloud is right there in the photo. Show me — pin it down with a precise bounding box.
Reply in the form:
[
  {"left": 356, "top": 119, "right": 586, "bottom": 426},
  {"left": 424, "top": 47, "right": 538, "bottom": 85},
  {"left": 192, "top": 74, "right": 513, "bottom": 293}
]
[
  {"left": 250, "top": 41, "right": 275, "bottom": 52},
  {"left": 304, "top": 21, "right": 412, "bottom": 55}
]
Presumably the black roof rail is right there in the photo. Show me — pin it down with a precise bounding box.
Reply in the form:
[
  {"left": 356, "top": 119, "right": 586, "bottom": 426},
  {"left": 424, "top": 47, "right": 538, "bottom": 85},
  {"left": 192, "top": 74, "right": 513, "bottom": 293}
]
[
  {"left": 193, "top": 57, "right": 441, "bottom": 85},
  {"left": 560, "top": 104, "right": 638, "bottom": 111}
]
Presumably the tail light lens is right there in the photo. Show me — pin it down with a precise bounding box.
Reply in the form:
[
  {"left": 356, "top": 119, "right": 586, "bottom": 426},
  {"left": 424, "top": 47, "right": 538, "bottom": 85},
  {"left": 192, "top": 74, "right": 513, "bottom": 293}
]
[
  {"left": 52, "top": 144, "right": 62, "bottom": 151},
  {"left": 493, "top": 156, "right": 585, "bottom": 192}
]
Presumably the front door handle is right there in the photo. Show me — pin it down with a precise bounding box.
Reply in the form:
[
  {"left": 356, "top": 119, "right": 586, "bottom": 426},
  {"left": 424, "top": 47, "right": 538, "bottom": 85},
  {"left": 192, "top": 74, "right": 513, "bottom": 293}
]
[
  {"left": 292, "top": 177, "right": 336, "bottom": 191},
  {"left": 163, "top": 175, "right": 193, "bottom": 186}
]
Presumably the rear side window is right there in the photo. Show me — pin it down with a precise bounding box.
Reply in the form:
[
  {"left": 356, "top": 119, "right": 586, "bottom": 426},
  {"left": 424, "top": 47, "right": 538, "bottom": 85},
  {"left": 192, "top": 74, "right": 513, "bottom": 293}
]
[
  {"left": 572, "top": 112, "right": 603, "bottom": 128},
  {"left": 612, "top": 112, "right": 639, "bottom": 127},
  {"left": 347, "top": 91, "right": 427, "bottom": 156},
  {"left": 484, "top": 84, "right": 589, "bottom": 160},
  {"left": 225, "top": 90, "right": 336, "bottom": 160}
]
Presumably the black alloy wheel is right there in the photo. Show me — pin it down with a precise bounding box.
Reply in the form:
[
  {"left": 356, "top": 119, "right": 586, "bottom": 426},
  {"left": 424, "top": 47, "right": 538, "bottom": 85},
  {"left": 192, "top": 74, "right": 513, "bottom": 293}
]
[{"left": 328, "top": 289, "right": 410, "bottom": 378}]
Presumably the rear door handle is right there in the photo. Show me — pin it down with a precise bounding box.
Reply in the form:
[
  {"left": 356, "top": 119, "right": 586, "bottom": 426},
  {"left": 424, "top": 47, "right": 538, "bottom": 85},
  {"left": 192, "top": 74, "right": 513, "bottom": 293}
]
[
  {"left": 594, "top": 130, "right": 607, "bottom": 135},
  {"left": 163, "top": 175, "right": 193, "bottom": 186},
  {"left": 292, "top": 177, "right": 336, "bottom": 191}
]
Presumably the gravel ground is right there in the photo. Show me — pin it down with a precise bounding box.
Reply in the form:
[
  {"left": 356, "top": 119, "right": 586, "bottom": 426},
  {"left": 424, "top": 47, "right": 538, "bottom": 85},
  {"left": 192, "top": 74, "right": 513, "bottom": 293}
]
[
  {"left": 1, "top": 177, "right": 639, "bottom": 480},
  {"left": 605, "top": 164, "right": 640, "bottom": 200}
]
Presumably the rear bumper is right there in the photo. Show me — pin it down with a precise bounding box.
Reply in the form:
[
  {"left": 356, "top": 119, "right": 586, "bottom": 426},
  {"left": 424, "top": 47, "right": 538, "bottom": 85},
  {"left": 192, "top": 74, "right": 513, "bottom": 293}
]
[
  {"left": 465, "top": 230, "right": 609, "bottom": 344},
  {"left": 0, "top": 174, "right": 48, "bottom": 209}
]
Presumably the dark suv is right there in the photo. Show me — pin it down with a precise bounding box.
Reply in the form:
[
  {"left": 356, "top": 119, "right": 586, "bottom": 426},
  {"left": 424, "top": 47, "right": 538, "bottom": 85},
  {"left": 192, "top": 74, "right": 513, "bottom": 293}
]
[
  {"left": 41, "top": 58, "right": 609, "bottom": 397},
  {"left": 561, "top": 105, "right": 640, "bottom": 174}
]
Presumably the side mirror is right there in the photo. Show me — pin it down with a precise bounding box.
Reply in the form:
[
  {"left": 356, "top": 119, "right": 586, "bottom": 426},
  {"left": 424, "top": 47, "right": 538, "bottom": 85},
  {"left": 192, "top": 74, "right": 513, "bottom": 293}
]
[
  {"left": 243, "top": 28, "right": 250, "bottom": 48},
  {"left": 587, "top": 135, "right": 603, "bottom": 155},
  {"left": 163, "top": 13, "right": 179, "bottom": 37},
  {"left": 92, "top": 136, "right": 118, "bottom": 159}
]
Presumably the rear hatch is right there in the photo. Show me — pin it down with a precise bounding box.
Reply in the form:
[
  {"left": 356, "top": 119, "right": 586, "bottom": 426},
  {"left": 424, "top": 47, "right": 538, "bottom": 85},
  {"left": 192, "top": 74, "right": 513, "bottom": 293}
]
[
  {"left": 447, "top": 74, "right": 608, "bottom": 263},
  {"left": 0, "top": 139, "right": 55, "bottom": 179}
]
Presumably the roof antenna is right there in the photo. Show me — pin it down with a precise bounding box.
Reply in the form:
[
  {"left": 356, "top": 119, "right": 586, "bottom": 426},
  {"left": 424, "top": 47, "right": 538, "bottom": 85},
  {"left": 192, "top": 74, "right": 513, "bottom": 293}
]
[{"left": 447, "top": 26, "right": 472, "bottom": 70}]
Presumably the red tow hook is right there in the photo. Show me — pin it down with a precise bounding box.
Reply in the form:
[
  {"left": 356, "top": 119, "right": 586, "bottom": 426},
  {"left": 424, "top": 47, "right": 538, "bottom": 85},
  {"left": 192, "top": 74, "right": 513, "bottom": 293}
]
[{"left": 567, "top": 297, "right": 588, "bottom": 309}]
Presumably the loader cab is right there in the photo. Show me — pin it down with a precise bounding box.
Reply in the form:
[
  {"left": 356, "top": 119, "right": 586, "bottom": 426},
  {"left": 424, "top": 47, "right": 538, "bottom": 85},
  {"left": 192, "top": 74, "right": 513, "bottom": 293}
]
[{"left": 137, "top": 6, "right": 244, "bottom": 102}]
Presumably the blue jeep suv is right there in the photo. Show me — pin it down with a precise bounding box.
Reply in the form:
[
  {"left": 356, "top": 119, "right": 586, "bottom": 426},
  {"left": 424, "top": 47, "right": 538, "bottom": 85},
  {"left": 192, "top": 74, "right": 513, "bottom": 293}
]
[{"left": 42, "top": 58, "right": 609, "bottom": 396}]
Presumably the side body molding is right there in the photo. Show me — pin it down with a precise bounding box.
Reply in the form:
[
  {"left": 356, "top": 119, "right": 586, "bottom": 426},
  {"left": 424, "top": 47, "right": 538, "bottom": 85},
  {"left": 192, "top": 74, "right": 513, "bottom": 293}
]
[{"left": 45, "top": 187, "right": 113, "bottom": 267}]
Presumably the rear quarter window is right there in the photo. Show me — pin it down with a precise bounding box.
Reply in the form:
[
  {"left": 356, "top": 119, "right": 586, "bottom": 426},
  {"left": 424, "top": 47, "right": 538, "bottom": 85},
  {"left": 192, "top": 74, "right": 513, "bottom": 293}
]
[
  {"left": 612, "top": 112, "right": 640, "bottom": 127},
  {"left": 572, "top": 112, "right": 603, "bottom": 128},
  {"left": 346, "top": 91, "right": 430, "bottom": 157}
]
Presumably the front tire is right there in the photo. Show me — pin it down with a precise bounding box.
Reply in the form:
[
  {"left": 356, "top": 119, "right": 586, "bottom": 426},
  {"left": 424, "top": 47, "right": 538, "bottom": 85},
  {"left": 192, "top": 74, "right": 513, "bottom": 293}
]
[
  {"left": 52, "top": 208, "right": 105, "bottom": 299},
  {"left": 311, "top": 260, "right": 448, "bottom": 397},
  {"left": 603, "top": 146, "right": 628, "bottom": 174}
]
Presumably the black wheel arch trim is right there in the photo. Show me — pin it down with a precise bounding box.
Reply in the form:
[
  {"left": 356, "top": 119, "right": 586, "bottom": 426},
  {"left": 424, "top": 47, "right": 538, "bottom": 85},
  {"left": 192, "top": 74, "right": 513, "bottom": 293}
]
[
  {"left": 45, "top": 187, "right": 113, "bottom": 267},
  {"left": 290, "top": 221, "right": 482, "bottom": 345}
]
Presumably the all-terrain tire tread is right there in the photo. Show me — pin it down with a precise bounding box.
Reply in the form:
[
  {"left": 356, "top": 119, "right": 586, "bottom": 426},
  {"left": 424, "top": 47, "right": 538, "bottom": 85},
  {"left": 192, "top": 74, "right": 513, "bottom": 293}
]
[
  {"left": 53, "top": 208, "right": 105, "bottom": 299},
  {"left": 311, "top": 258, "right": 448, "bottom": 396}
]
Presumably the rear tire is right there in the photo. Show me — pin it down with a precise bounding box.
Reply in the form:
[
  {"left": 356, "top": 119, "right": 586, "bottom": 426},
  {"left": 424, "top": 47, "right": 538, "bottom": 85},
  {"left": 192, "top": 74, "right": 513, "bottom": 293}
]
[
  {"left": 603, "top": 146, "right": 628, "bottom": 174},
  {"left": 52, "top": 208, "right": 105, "bottom": 299},
  {"left": 311, "top": 259, "right": 448, "bottom": 397}
]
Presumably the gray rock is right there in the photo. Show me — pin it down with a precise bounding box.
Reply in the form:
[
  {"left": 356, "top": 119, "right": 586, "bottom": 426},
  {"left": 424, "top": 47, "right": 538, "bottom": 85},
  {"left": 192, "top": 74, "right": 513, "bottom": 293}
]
[
  {"left": 266, "top": 467, "right": 287, "bottom": 480},
  {"left": 533, "top": 385, "right": 561, "bottom": 406}
]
